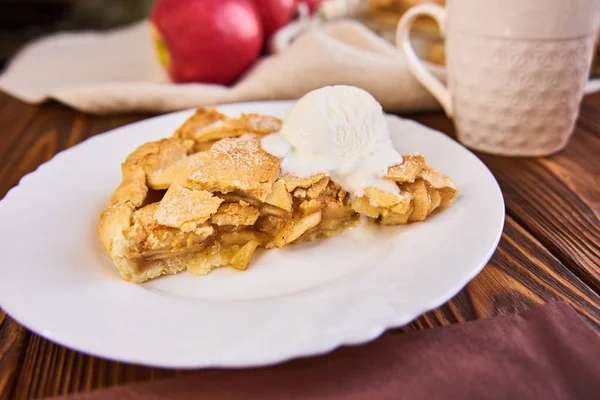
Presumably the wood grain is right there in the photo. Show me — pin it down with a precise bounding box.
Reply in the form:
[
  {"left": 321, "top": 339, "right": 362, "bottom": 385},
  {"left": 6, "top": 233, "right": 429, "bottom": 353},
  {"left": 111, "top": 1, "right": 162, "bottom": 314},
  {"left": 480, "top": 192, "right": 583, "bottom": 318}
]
[
  {"left": 480, "top": 134, "right": 600, "bottom": 292},
  {"left": 578, "top": 92, "right": 600, "bottom": 136},
  {"left": 0, "top": 312, "right": 29, "bottom": 400},
  {"left": 0, "top": 101, "right": 77, "bottom": 199},
  {"left": 12, "top": 336, "right": 182, "bottom": 399},
  {"left": 0, "top": 93, "right": 39, "bottom": 163},
  {"left": 0, "top": 95, "right": 42, "bottom": 400},
  {"left": 1, "top": 92, "right": 600, "bottom": 399}
]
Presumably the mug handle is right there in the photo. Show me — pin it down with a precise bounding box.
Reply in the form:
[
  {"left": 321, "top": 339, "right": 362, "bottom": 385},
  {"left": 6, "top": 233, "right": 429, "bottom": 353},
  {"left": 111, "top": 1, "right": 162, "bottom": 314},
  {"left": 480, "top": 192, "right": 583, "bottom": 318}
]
[{"left": 396, "top": 4, "right": 452, "bottom": 116}]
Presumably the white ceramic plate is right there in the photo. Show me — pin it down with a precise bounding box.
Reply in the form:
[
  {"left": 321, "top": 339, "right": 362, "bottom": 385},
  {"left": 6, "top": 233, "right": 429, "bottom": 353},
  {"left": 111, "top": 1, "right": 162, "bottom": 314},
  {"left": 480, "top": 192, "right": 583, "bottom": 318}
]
[{"left": 0, "top": 101, "right": 504, "bottom": 368}]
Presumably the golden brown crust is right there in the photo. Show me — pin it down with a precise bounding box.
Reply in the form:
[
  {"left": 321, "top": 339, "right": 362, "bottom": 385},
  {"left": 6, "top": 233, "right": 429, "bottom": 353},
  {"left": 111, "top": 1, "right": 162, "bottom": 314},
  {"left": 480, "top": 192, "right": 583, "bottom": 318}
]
[
  {"left": 174, "top": 108, "right": 282, "bottom": 151},
  {"left": 98, "top": 108, "right": 459, "bottom": 283},
  {"left": 210, "top": 203, "right": 261, "bottom": 226},
  {"left": 154, "top": 185, "right": 223, "bottom": 231},
  {"left": 385, "top": 154, "right": 426, "bottom": 183},
  {"left": 353, "top": 152, "right": 459, "bottom": 224},
  {"left": 184, "top": 136, "right": 280, "bottom": 201},
  {"left": 281, "top": 173, "right": 328, "bottom": 192}
]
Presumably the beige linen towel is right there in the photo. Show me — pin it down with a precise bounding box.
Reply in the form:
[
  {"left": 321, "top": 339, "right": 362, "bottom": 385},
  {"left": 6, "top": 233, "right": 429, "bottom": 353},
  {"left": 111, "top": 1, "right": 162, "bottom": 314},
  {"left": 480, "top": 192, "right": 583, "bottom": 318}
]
[{"left": 0, "top": 20, "right": 446, "bottom": 114}]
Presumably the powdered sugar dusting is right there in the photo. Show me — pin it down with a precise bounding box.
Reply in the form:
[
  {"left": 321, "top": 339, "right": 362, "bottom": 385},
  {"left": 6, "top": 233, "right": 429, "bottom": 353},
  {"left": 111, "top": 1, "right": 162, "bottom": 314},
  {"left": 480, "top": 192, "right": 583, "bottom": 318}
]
[
  {"left": 186, "top": 135, "right": 280, "bottom": 200},
  {"left": 155, "top": 185, "right": 223, "bottom": 229}
]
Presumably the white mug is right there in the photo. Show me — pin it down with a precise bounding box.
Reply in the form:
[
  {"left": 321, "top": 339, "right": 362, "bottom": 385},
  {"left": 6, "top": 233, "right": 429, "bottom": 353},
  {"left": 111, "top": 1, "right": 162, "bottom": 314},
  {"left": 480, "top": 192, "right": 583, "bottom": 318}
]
[{"left": 396, "top": 0, "right": 600, "bottom": 156}]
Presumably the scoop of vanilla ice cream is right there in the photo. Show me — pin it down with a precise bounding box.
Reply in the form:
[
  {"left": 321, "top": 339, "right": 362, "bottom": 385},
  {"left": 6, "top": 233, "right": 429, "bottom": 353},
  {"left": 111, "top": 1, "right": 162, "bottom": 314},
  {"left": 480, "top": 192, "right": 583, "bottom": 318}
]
[{"left": 261, "top": 85, "right": 402, "bottom": 194}]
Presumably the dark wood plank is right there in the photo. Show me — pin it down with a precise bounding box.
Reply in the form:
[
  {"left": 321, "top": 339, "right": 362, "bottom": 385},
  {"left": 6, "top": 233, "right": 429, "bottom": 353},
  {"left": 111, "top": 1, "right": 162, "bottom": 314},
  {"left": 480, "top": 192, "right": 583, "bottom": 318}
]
[
  {"left": 0, "top": 94, "right": 42, "bottom": 400},
  {"left": 578, "top": 92, "right": 600, "bottom": 137},
  {"left": 13, "top": 338, "right": 181, "bottom": 400},
  {"left": 0, "top": 94, "right": 39, "bottom": 194},
  {"left": 480, "top": 135, "right": 600, "bottom": 292},
  {"left": 539, "top": 128, "right": 599, "bottom": 213},
  {"left": 0, "top": 102, "right": 77, "bottom": 200},
  {"left": 0, "top": 311, "right": 29, "bottom": 400}
]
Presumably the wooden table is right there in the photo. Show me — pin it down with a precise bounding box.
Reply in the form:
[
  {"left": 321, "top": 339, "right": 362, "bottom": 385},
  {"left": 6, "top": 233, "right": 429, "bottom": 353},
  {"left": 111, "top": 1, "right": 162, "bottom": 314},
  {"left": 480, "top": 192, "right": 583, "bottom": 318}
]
[{"left": 1, "top": 91, "right": 599, "bottom": 399}]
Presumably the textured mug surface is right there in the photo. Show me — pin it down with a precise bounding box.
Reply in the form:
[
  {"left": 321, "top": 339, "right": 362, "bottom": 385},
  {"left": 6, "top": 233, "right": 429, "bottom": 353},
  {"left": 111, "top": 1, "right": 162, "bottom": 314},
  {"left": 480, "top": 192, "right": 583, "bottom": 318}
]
[
  {"left": 398, "top": 0, "right": 600, "bottom": 156},
  {"left": 447, "top": 31, "right": 596, "bottom": 156}
]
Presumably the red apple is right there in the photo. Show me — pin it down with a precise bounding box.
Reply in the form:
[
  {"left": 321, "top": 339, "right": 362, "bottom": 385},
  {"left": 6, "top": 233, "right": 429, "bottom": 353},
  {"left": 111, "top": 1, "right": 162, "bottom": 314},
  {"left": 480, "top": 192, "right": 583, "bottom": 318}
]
[
  {"left": 297, "top": 0, "right": 324, "bottom": 14},
  {"left": 150, "top": 0, "right": 264, "bottom": 85},
  {"left": 253, "top": 0, "right": 296, "bottom": 36}
]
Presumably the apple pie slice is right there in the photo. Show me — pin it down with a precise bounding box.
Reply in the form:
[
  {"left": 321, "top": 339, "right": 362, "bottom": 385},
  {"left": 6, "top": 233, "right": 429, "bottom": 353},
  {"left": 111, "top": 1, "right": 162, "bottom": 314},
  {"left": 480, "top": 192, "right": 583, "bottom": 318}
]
[{"left": 97, "top": 108, "right": 458, "bottom": 283}]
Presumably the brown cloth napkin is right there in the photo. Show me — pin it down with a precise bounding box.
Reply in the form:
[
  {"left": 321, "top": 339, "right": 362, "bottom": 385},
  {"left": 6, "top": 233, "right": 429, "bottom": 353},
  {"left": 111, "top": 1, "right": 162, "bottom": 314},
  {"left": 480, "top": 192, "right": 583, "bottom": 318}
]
[{"left": 50, "top": 302, "right": 600, "bottom": 400}]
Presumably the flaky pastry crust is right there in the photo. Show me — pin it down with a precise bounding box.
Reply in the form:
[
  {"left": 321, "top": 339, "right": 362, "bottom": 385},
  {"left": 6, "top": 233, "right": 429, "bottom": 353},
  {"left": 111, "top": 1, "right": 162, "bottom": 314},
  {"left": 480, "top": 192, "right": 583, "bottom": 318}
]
[{"left": 98, "top": 108, "right": 459, "bottom": 283}]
